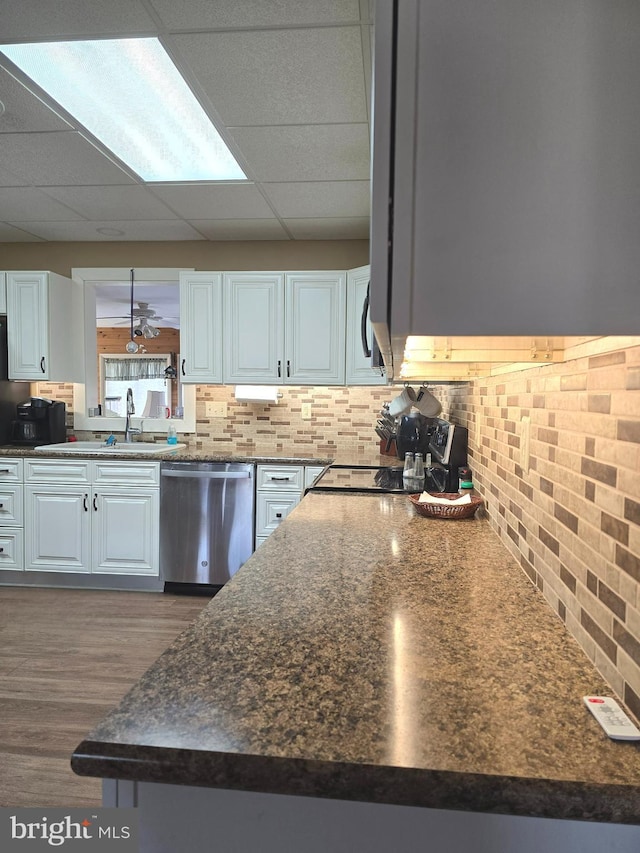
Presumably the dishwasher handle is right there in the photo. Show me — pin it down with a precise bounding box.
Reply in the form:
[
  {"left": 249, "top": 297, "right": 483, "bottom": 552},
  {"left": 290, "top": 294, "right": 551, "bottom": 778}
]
[{"left": 161, "top": 469, "right": 252, "bottom": 480}]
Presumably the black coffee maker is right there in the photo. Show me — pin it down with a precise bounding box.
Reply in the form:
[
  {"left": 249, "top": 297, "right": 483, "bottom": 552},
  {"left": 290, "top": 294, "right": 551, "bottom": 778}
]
[
  {"left": 395, "top": 412, "right": 432, "bottom": 459},
  {"left": 397, "top": 415, "right": 469, "bottom": 492},
  {"left": 12, "top": 397, "right": 66, "bottom": 446}
]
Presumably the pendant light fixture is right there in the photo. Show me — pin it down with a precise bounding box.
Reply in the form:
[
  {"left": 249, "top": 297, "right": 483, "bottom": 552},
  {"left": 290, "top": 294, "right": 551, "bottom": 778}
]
[{"left": 125, "top": 268, "right": 139, "bottom": 353}]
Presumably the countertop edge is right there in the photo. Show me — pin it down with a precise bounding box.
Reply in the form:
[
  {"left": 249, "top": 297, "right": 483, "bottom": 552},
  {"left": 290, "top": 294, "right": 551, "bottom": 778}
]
[{"left": 70, "top": 740, "right": 640, "bottom": 824}]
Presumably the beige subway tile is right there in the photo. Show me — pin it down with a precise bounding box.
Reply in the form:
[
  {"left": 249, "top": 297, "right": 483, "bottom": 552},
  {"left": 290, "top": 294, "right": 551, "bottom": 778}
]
[
  {"left": 593, "top": 648, "right": 625, "bottom": 697},
  {"left": 587, "top": 366, "right": 628, "bottom": 390},
  {"left": 610, "top": 391, "right": 640, "bottom": 416},
  {"left": 617, "top": 648, "right": 640, "bottom": 698}
]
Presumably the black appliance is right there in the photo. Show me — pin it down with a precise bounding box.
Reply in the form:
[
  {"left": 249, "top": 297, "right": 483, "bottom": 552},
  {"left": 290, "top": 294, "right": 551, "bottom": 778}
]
[
  {"left": 0, "top": 317, "right": 31, "bottom": 446},
  {"left": 310, "top": 419, "right": 468, "bottom": 495},
  {"left": 12, "top": 398, "right": 66, "bottom": 446},
  {"left": 395, "top": 412, "right": 432, "bottom": 460}
]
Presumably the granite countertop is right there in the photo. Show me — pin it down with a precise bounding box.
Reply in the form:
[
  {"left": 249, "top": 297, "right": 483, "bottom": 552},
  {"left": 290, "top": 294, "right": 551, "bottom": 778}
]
[
  {"left": 71, "top": 491, "right": 640, "bottom": 823},
  {"left": 0, "top": 444, "right": 399, "bottom": 467}
]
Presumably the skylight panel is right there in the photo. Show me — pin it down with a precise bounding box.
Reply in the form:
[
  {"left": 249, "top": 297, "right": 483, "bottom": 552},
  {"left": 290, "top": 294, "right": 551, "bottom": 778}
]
[{"left": 0, "top": 38, "right": 247, "bottom": 182}]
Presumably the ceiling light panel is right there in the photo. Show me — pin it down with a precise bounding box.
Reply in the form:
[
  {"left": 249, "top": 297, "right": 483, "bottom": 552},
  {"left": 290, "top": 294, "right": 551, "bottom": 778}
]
[{"left": 0, "top": 38, "right": 247, "bottom": 182}]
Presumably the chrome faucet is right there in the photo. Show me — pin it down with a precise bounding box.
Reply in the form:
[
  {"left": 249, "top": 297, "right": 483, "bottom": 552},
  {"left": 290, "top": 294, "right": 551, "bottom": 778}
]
[{"left": 124, "top": 387, "right": 141, "bottom": 443}]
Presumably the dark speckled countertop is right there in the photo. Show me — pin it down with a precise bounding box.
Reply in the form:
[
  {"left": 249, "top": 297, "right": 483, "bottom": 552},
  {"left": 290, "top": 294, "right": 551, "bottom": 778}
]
[
  {"left": 71, "top": 491, "right": 640, "bottom": 823},
  {"left": 0, "top": 443, "right": 399, "bottom": 467}
]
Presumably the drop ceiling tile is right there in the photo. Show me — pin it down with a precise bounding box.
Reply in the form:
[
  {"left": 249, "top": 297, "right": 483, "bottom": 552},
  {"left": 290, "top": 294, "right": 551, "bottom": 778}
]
[
  {"left": 2, "top": 132, "right": 135, "bottom": 186},
  {"left": 43, "top": 186, "right": 179, "bottom": 220},
  {"left": 0, "top": 222, "right": 44, "bottom": 242},
  {"left": 189, "top": 219, "right": 289, "bottom": 240},
  {"left": 229, "top": 125, "right": 370, "bottom": 182},
  {"left": 150, "top": 0, "right": 360, "bottom": 28},
  {"left": 0, "top": 68, "right": 72, "bottom": 133},
  {"left": 150, "top": 183, "right": 274, "bottom": 219},
  {"left": 263, "top": 181, "right": 370, "bottom": 218},
  {"left": 284, "top": 217, "right": 369, "bottom": 240},
  {"left": 0, "top": 0, "right": 157, "bottom": 39},
  {"left": 0, "top": 187, "right": 84, "bottom": 220},
  {"left": 9, "top": 220, "right": 205, "bottom": 241},
  {"left": 172, "top": 27, "right": 367, "bottom": 126}
]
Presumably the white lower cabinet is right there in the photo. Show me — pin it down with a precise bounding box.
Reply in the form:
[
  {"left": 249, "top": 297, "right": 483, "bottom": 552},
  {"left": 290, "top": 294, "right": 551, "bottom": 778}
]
[
  {"left": 0, "top": 458, "right": 24, "bottom": 571},
  {"left": 24, "top": 459, "right": 159, "bottom": 576},
  {"left": 255, "top": 463, "right": 324, "bottom": 549}
]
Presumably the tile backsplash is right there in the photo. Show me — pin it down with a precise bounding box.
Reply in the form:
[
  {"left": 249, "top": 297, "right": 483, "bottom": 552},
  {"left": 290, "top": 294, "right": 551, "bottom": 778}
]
[
  {"left": 436, "top": 343, "right": 640, "bottom": 719},
  {"left": 36, "top": 340, "right": 640, "bottom": 714}
]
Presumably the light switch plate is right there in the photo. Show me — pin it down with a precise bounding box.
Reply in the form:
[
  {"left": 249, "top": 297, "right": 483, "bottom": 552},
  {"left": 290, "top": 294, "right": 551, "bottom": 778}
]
[
  {"left": 206, "top": 401, "right": 227, "bottom": 418},
  {"left": 301, "top": 403, "right": 312, "bottom": 420}
]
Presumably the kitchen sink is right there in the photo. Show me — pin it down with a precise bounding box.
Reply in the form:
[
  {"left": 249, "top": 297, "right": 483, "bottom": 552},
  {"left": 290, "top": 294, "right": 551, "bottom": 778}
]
[{"left": 35, "top": 441, "right": 186, "bottom": 455}]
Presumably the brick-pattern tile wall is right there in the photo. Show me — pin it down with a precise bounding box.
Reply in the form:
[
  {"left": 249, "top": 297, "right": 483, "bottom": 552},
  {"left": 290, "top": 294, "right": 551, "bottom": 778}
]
[
  {"left": 437, "top": 344, "right": 640, "bottom": 717},
  {"left": 34, "top": 381, "right": 395, "bottom": 454}
]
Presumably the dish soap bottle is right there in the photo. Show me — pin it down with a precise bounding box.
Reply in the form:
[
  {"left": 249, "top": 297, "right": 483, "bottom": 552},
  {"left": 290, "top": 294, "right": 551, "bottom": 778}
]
[{"left": 167, "top": 423, "right": 178, "bottom": 445}]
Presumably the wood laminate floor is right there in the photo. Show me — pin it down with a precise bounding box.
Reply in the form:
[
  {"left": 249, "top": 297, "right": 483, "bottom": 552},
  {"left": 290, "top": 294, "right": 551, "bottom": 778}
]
[{"left": 0, "top": 586, "right": 207, "bottom": 807}]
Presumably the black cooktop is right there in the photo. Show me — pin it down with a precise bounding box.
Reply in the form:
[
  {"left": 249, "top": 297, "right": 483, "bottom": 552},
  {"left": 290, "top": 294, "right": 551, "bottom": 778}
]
[{"left": 308, "top": 464, "right": 452, "bottom": 494}]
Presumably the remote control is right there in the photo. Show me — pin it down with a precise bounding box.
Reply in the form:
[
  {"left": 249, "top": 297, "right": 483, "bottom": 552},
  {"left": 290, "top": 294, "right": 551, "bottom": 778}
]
[{"left": 583, "top": 696, "right": 640, "bottom": 741}]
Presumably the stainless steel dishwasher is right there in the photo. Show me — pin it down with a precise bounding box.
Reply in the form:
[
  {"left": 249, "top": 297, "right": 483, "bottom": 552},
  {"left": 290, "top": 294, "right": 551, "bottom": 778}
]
[{"left": 160, "top": 461, "right": 255, "bottom": 593}]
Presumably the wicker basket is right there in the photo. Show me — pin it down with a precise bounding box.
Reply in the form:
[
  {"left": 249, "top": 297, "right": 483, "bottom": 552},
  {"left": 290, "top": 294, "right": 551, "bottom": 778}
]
[{"left": 408, "top": 492, "right": 483, "bottom": 519}]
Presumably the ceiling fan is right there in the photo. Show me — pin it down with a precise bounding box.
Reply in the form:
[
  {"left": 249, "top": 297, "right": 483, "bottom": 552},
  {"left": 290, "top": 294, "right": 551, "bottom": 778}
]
[{"left": 101, "top": 302, "right": 165, "bottom": 329}]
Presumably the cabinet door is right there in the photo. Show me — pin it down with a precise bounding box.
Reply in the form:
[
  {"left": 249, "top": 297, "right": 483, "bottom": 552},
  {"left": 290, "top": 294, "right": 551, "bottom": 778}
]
[
  {"left": 179, "top": 272, "right": 223, "bottom": 383},
  {"left": 0, "top": 272, "right": 6, "bottom": 314},
  {"left": 25, "top": 484, "right": 91, "bottom": 573},
  {"left": 285, "top": 272, "right": 346, "bottom": 385},
  {"left": 345, "top": 265, "right": 386, "bottom": 385},
  {"left": 6, "top": 272, "right": 49, "bottom": 380},
  {"left": 223, "top": 272, "right": 284, "bottom": 384},
  {"left": 92, "top": 487, "right": 159, "bottom": 576}
]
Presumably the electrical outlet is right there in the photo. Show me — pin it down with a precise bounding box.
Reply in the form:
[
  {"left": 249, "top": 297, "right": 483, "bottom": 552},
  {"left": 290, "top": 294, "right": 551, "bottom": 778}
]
[
  {"left": 206, "top": 401, "right": 227, "bottom": 418},
  {"left": 301, "top": 403, "right": 312, "bottom": 420}
]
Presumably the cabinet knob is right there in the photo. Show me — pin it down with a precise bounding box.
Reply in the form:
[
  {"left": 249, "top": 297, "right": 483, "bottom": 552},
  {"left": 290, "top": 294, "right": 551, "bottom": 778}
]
[
  {"left": 275, "top": 512, "right": 282, "bottom": 519},
  {"left": 0, "top": 547, "right": 4, "bottom": 554}
]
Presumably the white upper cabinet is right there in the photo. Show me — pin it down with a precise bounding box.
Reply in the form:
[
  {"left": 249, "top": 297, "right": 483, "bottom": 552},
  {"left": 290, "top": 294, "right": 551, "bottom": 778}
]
[
  {"left": 7, "top": 271, "right": 82, "bottom": 382},
  {"left": 0, "top": 273, "right": 7, "bottom": 315},
  {"left": 179, "top": 272, "right": 223, "bottom": 384},
  {"left": 284, "top": 272, "right": 346, "bottom": 385},
  {"left": 223, "top": 271, "right": 346, "bottom": 386},
  {"left": 223, "top": 273, "right": 284, "bottom": 384},
  {"left": 345, "top": 265, "right": 386, "bottom": 385}
]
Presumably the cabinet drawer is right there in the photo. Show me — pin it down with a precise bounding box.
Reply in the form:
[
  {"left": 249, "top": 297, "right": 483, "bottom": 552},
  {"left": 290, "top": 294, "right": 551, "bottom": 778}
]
[
  {"left": 91, "top": 461, "right": 160, "bottom": 487},
  {"left": 256, "top": 464, "right": 304, "bottom": 492},
  {"left": 0, "top": 458, "right": 23, "bottom": 482},
  {"left": 25, "top": 459, "right": 91, "bottom": 484},
  {"left": 255, "top": 492, "right": 300, "bottom": 536},
  {"left": 0, "top": 528, "right": 23, "bottom": 570},
  {"left": 0, "top": 485, "right": 23, "bottom": 526},
  {"left": 304, "top": 465, "right": 325, "bottom": 488}
]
